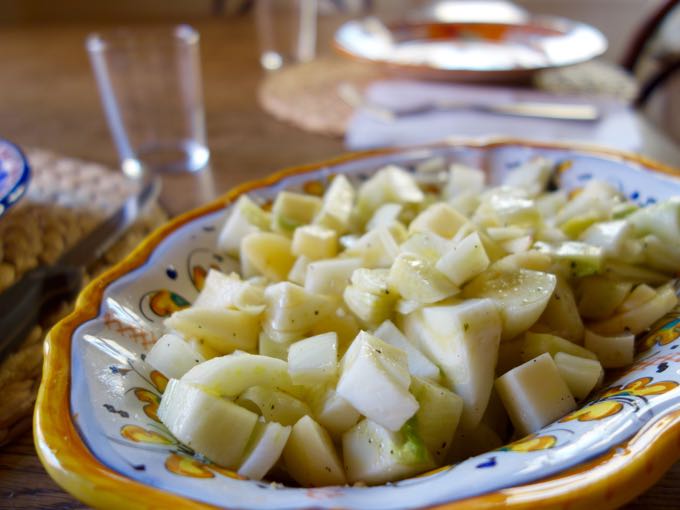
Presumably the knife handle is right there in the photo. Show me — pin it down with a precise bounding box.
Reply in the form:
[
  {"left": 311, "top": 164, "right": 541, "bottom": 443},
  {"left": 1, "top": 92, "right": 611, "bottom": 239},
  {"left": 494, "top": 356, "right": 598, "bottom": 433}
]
[{"left": 0, "top": 265, "right": 83, "bottom": 361}]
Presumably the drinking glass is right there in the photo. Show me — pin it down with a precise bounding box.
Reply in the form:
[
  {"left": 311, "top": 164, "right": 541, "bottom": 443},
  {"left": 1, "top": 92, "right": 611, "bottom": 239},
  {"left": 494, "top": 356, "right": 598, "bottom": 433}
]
[{"left": 86, "top": 25, "right": 210, "bottom": 179}]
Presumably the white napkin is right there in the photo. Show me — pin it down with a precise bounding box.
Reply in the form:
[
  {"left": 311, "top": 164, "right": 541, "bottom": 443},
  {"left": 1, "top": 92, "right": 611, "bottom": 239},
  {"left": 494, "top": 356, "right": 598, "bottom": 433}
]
[{"left": 345, "top": 80, "right": 645, "bottom": 152}]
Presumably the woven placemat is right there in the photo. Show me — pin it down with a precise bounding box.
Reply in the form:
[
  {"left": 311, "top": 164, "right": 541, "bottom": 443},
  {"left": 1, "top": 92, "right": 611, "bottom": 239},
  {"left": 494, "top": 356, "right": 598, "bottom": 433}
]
[
  {"left": 0, "top": 149, "right": 167, "bottom": 447},
  {"left": 259, "top": 58, "right": 638, "bottom": 137},
  {"left": 258, "top": 57, "right": 384, "bottom": 137}
]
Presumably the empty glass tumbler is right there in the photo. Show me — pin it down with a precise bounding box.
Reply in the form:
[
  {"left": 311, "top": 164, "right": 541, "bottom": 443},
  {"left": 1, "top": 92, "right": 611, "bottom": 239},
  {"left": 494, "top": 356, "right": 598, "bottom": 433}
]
[{"left": 87, "top": 25, "right": 210, "bottom": 179}]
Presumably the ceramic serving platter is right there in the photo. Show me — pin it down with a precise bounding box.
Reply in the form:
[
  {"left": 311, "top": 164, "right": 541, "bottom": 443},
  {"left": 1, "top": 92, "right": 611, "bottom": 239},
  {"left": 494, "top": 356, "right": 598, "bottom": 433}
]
[
  {"left": 334, "top": 17, "right": 607, "bottom": 82},
  {"left": 36, "top": 140, "right": 680, "bottom": 510}
]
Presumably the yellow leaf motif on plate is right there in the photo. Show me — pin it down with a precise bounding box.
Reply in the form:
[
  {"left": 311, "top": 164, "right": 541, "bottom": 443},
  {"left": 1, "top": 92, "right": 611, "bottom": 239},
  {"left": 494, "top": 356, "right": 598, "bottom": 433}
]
[
  {"left": 499, "top": 434, "right": 557, "bottom": 452},
  {"left": 134, "top": 388, "right": 162, "bottom": 422},
  {"left": 149, "top": 370, "right": 169, "bottom": 393},
  {"left": 639, "top": 316, "right": 680, "bottom": 352},
  {"left": 121, "top": 425, "right": 173, "bottom": 445},
  {"left": 561, "top": 376, "right": 679, "bottom": 423},
  {"left": 165, "top": 453, "right": 215, "bottom": 479}
]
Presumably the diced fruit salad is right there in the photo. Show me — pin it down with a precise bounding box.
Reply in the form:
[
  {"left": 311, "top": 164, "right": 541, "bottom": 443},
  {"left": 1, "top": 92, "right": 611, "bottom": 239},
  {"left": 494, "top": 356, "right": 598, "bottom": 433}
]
[{"left": 148, "top": 157, "right": 680, "bottom": 487}]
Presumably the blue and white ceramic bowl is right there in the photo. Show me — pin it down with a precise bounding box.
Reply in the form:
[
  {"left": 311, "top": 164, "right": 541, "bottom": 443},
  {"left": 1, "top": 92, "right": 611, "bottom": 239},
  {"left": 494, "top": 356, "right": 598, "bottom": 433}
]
[
  {"left": 0, "top": 139, "right": 30, "bottom": 217},
  {"left": 36, "top": 140, "right": 680, "bottom": 510}
]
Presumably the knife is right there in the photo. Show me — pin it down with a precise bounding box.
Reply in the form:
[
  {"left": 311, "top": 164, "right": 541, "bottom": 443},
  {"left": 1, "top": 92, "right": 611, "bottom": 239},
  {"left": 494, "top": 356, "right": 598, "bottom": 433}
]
[{"left": 0, "top": 177, "right": 160, "bottom": 361}]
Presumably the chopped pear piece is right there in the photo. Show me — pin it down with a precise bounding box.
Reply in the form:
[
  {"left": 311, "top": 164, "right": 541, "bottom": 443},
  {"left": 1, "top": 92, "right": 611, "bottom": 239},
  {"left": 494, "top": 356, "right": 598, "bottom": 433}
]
[
  {"left": 343, "top": 419, "right": 435, "bottom": 485},
  {"left": 495, "top": 353, "right": 576, "bottom": 435},
  {"left": 310, "top": 307, "right": 361, "bottom": 356},
  {"left": 409, "top": 202, "right": 467, "bottom": 239},
  {"left": 240, "top": 232, "right": 296, "bottom": 281},
  {"left": 311, "top": 387, "right": 361, "bottom": 438},
  {"left": 584, "top": 329, "right": 635, "bottom": 368},
  {"left": 346, "top": 227, "right": 400, "bottom": 268},
  {"left": 463, "top": 269, "right": 556, "bottom": 341},
  {"left": 287, "top": 332, "right": 338, "bottom": 386},
  {"left": 436, "top": 231, "right": 490, "bottom": 287},
  {"left": 182, "top": 352, "right": 300, "bottom": 398},
  {"left": 271, "top": 191, "right": 322, "bottom": 234},
  {"left": 533, "top": 276, "right": 584, "bottom": 344},
  {"left": 304, "top": 257, "right": 362, "bottom": 295},
  {"left": 444, "top": 163, "right": 485, "bottom": 199},
  {"left": 520, "top": 332, "right": 597, "bottom": 362},
  {"left": 158, "top": 379, "right": 258, "bottom": 468},
  {"left": 373, "top": 320, "right": 440, "bottom": 381},
  {"left": 287, "top": 255, "right": 311, "bottom": 285},
  {"left": 257, "top": 332, "right": 292, "bottom": 360},
  {"left": 579, "top": 220, "right": 632, "bottom": 256},
  {"left": 165, "top": 307, "right": 259, "bottom": 354},
  {"left": 337, "top": 331, "right": 418, "bottom": 431},
  {"left": 238, "top": 420, "right": 291, "bottom": 480},
  {"left": 314, "top": 174, "right": 355, "bottom": 233},
  {"left": 264, "top": 281, "right": 334, "bottom": 333},
  {"left": 616, "top": 284, "right": 657, "bottom": 313},
  {"left": 367, "top": 203, "right": 403, "bottom": 230},
  {"left": 402, "top": 299, "right": 501, "bottom": 427},
  {"left": 146, "top": 333, "right": 204, "bottom": 379},
  {"left": 193, "top": 269, "right": 265, "bottom": 314},
  {"left": 410, "top": 377, "right": 463, "bottom": 463},
  {"left": 217, "top": 195, "right": 263, "bottom": 256},
  {"left": 534, "top": 241, "right": 603, "bottom": 278},
  {"left": 355, "top": 165, "right": 425, "bottom": 223},
  {"left": 589, "top": 285, "right": 677, "bottom": 335},
  {"left": 292, "top": 225, "right": 338, "bottom": 260},
  {"left": 554, "top": 352, "right": 604, "bottom": 400},
  {"left": 388, "top": 253, "right": 458, "bottom": 304},
  {"left": 503, "top": 157, "right": 552, "bottom": 197},
  {"left": 236, "top": 385, "right": 311, "bottom": 426},
  {"left": 399, "top": 231, "right": 450, "bottom": 263},
  {"left": 577, "top": 276, "right": 632, "bottom": 320},
  {"left": 283, "top": 415, "right": 346, "bottom": 487}
]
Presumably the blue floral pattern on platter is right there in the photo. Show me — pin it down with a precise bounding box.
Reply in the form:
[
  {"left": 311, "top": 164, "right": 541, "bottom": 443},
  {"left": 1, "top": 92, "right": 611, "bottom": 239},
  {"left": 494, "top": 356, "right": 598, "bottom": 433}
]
[{"left": 70, "top": 144, "right": 680, "bottom": 510}]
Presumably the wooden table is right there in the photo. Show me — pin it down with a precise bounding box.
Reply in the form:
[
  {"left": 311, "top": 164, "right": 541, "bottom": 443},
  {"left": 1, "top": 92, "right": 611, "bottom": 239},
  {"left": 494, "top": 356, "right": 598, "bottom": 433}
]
[{"left": 0, "top": 15, "right": 678, "bottom": 510}]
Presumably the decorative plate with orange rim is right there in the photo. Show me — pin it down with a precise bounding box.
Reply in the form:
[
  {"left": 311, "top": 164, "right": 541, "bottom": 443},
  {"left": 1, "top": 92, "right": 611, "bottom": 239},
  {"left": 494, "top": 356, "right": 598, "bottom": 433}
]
[
  {"left": 334, "top": 16, "right": 607, "bottom": 82},
  {"left": 35, "top": 140, "right": 680, "bottom": 509}
]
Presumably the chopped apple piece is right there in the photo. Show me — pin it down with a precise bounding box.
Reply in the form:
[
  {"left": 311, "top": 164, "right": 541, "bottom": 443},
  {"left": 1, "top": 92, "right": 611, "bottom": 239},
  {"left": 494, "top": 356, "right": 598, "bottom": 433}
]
[
  {"left": 463, "top": 268, "right": 556, "bottom": 341},
  {"left": 283, "top": 415, "right": 346, "bottom": 487},
  {"left": 337, "top": 331, "right": 418, "bottom": 431},
  {"left": 554, "top": 352, "right": 603, "bottom": 400},
  {"left": 146, "top": 333, "right": 204, "bottom": 379},
  {"left": 583, "top": 329, "right": 635, "bottom": 368},
  {"left": 409, "top": 202, "right": 467, "bottom": 239},
  {"left": 577, "top": 276, "right": 632, "bottom": 320},
  {"left": 236, "top": 385, "right": 311, "bottom": 426},
  {"left": 182, "top": 352, "right": 300, "bottom": 398},
  {"left": 292, "top": 225, "right": 338, "bottom": 260},
  {"left": 238, "top": 420, "right": 291, "bottom": 480},
  {"left": 193, "top": 269, "right": 265, "bottom": 314},
  {"left": 217, "top": 195, "right": 264, "bottom": 256},
  {"left": 401, "top": 299, "right": 501, "bottom": 427},
  {"left": 495, "top": 353, "right": 576, "bottom": 435},
  {"left": 436, "top": 231, "right": 490, "bottom": 287},
  {"left": 165, "top": 307, "right": 259, "bottom": 354},
  {"left": 158, "top": 379, "right": 258, "bottom": 468},
  {"left": 264, "top": 281, "right": 334, "bottom": 333},
  {"left": 389, "top": 253, "right": 458, "bottom": 304},
  {"left": 287, "top": 332, "right": 338, "bottom": 386},
  {"left": 310, "top": 307, "right": 361, "bottom": 356},
  {"left": 346, "top": 226, "right": 400, "bottom": 268},
  {"left": 367, "top": 203, "right": 403, "bottom": 230},
  {"left": 616, "top": 283, "right": 657, "bottom": 313},
  {"left": 589, "top": 285, "right": 677, "bottom": 335},
  {"left": 532, "top": 276, "right": 584, "bottom": 343},
  {"left": 410, "top": 377, "right": 463, "bottom": 463},
  {"left": 355, "top": 165, "right": 425, "bottom": 223},
  {"left": 287, "top": 255, "right": 310, "bottom": 285},
  {"left": 343, "top": 419, "right": 435, "bottom": 485},
  {"left": 314, "top": 174, "right": 355, "bottom": 234},
  {"left": 373, "top": 320, "right": 440, "bottom": 381},
  {"left": 271, "top": 191, "right": 322, "bottom": 234},
  {"left": 304, "top": 257, "right": 362, "bottom": 295},
  {"left": 520, "top": 332, "right": 597, "bottom": 362},
  {"left": 311, "top": 387, "right": 361, "bottom": 438},
  {"left": 240, "top": 232, "right": 296, "bottom": 281}
]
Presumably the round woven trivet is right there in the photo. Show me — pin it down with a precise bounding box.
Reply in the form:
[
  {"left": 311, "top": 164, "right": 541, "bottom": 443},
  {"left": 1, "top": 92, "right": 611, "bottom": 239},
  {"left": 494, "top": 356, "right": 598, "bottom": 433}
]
[
  {"left": 0, "top": 149, "right": 167, "bottom": 447},
  {"left": 259, "top": 58, "right": 639, "bottom": 138},
  {"left": 258, "top": 56, "right": 384, "bottom": 137},
  {"left": 534, "top": 60, "right": 638, "bottom": 102}
]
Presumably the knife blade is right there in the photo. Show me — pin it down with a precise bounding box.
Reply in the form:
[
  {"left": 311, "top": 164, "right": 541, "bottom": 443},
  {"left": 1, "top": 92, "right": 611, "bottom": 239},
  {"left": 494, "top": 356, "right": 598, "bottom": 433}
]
[{"left": 0, "top": 177, "right": 160, "bottom": 361}]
